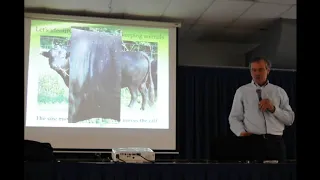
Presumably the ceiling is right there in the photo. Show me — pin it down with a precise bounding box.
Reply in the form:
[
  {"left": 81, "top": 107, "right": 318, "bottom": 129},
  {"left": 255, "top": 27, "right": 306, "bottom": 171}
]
[{"left": 24, "top": 0, "right": 296, "bottom": 43}]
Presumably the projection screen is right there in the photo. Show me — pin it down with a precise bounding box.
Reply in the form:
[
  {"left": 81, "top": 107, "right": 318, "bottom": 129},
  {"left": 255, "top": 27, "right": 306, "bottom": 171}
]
[{"left": 24, "top": 13, "right": 179, "bottom": 150}]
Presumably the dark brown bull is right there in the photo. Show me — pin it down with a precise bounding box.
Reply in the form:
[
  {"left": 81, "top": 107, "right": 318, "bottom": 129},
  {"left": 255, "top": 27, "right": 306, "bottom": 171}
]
[{"left": 66, "top": 28, "right": 123, "bottom": 123}]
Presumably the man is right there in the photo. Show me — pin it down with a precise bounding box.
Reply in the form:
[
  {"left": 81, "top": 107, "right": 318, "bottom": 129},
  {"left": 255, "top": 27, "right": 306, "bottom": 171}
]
[{"left": 228, "top": 57, "right": 295, "bottom": 162}]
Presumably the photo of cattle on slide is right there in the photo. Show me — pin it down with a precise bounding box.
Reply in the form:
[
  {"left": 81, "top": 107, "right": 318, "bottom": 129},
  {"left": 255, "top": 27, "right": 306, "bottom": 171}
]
[{"left": 40, "top": 28, "right": 158, "bottom": 123}]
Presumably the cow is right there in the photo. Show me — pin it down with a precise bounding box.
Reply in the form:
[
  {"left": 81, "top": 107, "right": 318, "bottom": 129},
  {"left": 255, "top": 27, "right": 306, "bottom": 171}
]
[
  {"left": 41, "top": 47, "right": 155, "bottom": 112},
  {"left": 67, "top": 28, "right": 123, "bottom": 123},
  {"left": 121, "top": 51, "right": 155, "bottom": 109}
]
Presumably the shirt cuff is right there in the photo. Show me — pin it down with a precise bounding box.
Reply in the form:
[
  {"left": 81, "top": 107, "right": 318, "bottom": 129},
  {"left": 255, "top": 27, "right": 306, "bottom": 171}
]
[
  {"left": 272, "top": 106, "right": 280, "bottom": 116},
  {"left": 236, "top": 129, "right": 245, "bottom": 137}
]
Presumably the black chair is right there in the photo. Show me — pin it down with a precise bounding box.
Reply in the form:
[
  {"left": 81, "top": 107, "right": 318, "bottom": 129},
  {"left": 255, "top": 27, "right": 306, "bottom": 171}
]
[{"left": 24, "top": 139, "right": 56, "bottom": 162}]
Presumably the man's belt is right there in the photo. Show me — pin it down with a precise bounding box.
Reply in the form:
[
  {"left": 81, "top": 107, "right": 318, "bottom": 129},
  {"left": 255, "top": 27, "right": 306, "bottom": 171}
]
[{"left": 251, "top": 134, "right": 282, "bottom": 139}]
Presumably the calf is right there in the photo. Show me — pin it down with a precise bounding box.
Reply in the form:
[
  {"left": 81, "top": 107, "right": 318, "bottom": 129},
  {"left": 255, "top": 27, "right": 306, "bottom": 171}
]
[{"left": 40, "top": 46, "right": 70, "bottom": 87}]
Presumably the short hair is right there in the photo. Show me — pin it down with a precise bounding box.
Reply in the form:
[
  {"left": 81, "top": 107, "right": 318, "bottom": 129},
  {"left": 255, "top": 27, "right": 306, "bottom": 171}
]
[{"left": 248, "top": 57, "right": 272, "bottom": 69}]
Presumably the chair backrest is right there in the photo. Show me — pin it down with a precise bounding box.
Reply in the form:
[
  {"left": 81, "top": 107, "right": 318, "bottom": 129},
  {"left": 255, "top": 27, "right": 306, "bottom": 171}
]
[{"left": 24, "top": 140, "right": 56, "bottom": 162}]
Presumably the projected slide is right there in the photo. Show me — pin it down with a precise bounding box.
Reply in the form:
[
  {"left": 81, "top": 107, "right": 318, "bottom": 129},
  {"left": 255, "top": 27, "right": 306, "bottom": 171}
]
[{"left": 26, "top": 20, "right": 169, "bottom": 129}]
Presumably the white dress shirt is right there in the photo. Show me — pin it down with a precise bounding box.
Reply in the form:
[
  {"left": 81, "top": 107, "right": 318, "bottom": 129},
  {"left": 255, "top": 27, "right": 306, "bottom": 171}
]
[{"left": 229, "top": 80, "right": 295, "bottom": 136}]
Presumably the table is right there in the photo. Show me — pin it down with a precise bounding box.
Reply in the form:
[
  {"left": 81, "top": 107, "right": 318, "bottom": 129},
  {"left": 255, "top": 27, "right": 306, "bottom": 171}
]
[{"left": 24, "top": 162, "right": 296, "bottom": 180}]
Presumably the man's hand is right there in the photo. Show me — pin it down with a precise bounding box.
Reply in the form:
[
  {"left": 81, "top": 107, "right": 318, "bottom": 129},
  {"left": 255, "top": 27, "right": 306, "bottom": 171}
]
[
  {"left": 259, "top": 99, "right": 275, "bottom": 113},
  {"left": 240, "top": 132, "right": 252, "bottom": 137}
]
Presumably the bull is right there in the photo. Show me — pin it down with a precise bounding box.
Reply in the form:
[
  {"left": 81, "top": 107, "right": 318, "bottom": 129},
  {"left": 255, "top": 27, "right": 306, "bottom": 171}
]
[{"left": 68, "top": 28, "right": 123, "bottom": 123}]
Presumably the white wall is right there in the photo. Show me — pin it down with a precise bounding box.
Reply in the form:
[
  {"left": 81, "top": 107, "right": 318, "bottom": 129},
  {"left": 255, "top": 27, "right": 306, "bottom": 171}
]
[
  {"left": 275, "top": 20, "right": 296, "bottom": 69},
  {"left": 178, "top": 20, "right": 296, "bottom": 69},
  {"left": 178, "top": 41, "right": 257, "bottom": 67},
  {"left": 246, "top": 19, "right": 296, "bottom": 69}
]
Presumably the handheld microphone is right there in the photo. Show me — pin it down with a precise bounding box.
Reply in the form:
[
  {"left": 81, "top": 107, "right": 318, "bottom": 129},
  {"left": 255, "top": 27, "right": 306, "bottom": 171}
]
[
  {"left": 256, "top": 89, "right": 267, "bottom": 134},
  {"left": 256, "top": 89, "right": 262, "bottom": 101}
]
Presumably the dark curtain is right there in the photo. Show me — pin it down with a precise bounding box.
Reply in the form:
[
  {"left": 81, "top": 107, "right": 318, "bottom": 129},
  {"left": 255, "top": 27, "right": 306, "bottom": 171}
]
[{"left": 176, "top": 66, "right": 296, "bottom": 161}]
